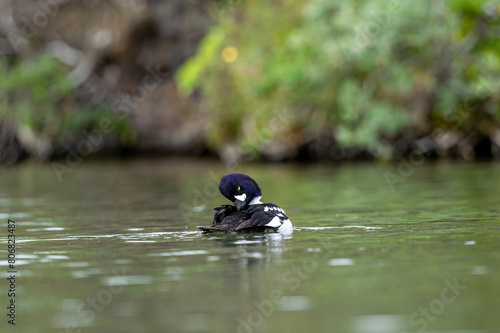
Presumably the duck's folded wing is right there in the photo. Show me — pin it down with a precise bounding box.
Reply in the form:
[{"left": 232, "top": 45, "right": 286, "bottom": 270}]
[
  {"left": 199, "top": 206, "right": 246, "bottom": 233},
  {"left": 212, "top": 205, "right": 237, "bottom": 225},
  {"left": 236, "top": 204, "right": 289, "bottom": 231}
]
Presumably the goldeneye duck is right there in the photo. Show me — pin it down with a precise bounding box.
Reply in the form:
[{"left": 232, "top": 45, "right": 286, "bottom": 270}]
[{"left": 197, "top": 173, "right": 293, "bottom": 234}]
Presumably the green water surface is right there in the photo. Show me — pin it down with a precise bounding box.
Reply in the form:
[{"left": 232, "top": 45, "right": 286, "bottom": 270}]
[{"left": 1, "top": 159, "right": 499, "bottom": 333}]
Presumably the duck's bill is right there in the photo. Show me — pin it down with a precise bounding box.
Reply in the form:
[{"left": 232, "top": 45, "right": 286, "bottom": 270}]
[{"left": 234, "top": 199, "right": 246, "bottom": 210}]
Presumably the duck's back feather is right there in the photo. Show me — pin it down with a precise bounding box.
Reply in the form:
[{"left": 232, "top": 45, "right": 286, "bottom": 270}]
[{"left": 197, "top": 203, "right": 290, "bottom": 233}]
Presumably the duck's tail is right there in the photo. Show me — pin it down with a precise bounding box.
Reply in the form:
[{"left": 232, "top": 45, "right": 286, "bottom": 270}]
[{"left": 197, "top": 225, "right": 227, "bottom": 233}]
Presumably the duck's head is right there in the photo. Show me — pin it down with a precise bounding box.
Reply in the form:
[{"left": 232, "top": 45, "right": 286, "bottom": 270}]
[{"left": 219, "top": 173, "right": 262, "bottom": 210}]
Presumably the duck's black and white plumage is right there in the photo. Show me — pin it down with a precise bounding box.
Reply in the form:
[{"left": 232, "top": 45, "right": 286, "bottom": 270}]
[{"left": 197, "top": 173, "right": 293, "bottom": 234}]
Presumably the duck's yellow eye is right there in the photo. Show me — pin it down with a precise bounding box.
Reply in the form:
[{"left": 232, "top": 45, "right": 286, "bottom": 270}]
[{"left": 237, "top": 186, "right": 241, "bottom": 191}]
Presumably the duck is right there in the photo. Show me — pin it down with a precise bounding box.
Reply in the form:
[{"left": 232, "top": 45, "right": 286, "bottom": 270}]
[{"left": 197, "top": 173, "right": 293, "bottom": 234}]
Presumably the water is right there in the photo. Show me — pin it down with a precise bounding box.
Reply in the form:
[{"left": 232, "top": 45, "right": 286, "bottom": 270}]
[{"left": 1, "top": 159, "right": 499, "bottom": 333}]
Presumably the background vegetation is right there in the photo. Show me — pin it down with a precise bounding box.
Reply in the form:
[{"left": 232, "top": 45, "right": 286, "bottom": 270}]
[
  {"left": 0, "top": 55, "right": 128, "bottom": 163},
  {"left": 178, "top": 0, "right": 500, "bottom": 161},
  {"left": 1, "top": 0, "right": 499, "bottom": 164}
]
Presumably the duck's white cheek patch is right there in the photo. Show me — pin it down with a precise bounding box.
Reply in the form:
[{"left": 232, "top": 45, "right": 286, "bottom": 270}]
[
  {"left": 265, "top": 216, "right": 281, "bottom": 228},
  {"left": 234, "top": 193, "right": 246, "bottom": 201}
]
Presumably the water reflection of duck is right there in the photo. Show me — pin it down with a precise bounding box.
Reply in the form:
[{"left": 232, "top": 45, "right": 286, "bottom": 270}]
[{"left": 197, "top": 173, "right": 293, "bottom": 235}]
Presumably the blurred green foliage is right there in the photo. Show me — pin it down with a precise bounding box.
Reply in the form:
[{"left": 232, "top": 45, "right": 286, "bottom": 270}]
[
  {"left": 177, "top": 0, "right": 500, "bottom": 159},
  {"left": 0, "top": 55, "right": 130, "bottom": 158},
  {"left": 0, "top": 55, "right": 71, "bottom": 133}
]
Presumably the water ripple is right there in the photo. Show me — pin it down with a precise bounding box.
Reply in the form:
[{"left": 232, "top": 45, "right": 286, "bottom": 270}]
[
  {"left": 295, "top": 226, "right": 383, "bottom": 231},
  {"left": 17, "top": 231, "right": 201, "bottom": 243}
]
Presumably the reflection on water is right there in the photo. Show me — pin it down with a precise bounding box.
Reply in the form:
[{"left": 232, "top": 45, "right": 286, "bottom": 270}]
[{"left": 0, "top": 160, "right": 499, "bottom": 333}]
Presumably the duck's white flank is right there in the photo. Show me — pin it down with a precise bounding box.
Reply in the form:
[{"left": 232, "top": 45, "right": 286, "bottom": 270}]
[
  {"left": 264, "top": 216, "right": 293, "bottom": 235},
  {"left": 278, "top": 219, "right": 293, "bottom": 235},
  {"left": 265, "top": 216, "right": 281, "bottom": 228}
]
